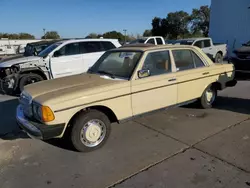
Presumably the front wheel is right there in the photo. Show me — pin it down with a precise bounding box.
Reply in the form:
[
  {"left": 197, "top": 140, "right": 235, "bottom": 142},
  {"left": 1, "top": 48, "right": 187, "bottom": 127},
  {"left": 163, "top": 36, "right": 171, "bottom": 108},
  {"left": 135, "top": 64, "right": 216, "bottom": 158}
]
[
  {"left": 19, "top": 73, "right": 44, "bottom": 92},
  {"left": 70, "top": 110, "right": 111, "bottom": 152},
  {"left": 215, "top": 53, "right": 223, "bottom": 63},
  {"left": 199, "top": 85, "right": 217, "bottom": 109}
]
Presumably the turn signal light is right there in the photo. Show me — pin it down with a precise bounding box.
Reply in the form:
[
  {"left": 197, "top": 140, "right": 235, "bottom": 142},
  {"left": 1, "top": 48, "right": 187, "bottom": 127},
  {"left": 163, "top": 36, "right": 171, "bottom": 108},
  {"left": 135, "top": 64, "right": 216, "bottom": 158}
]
[{"left": 41, "top": 106, "right": 55, "bottom": 122}]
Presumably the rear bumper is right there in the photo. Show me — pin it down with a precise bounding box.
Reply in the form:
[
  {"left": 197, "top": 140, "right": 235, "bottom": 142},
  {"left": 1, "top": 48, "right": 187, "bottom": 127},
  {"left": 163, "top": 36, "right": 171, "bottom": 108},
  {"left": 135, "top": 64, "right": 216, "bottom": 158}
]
[
  {"left": 225, "top": 79, "right": 237, "bottom": 87},
  {"left": 16, "top": 105, "right": 65, "bottom": 140}
]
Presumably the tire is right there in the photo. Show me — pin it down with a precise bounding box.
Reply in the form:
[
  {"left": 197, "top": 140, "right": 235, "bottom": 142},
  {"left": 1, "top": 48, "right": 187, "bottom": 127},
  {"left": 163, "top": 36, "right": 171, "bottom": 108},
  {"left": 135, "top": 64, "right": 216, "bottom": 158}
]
[
  {"left": 215, "top": 53, "right": 223, "bottom": 63},
  {"left": 70, "top": 109, "right": 111, "bottom": 152},
  {"left": 19, "top": 73, "right": 44, "bottom": 92},
  {"left": 199, "top": 85, "right": 217, "bottom": 109}
]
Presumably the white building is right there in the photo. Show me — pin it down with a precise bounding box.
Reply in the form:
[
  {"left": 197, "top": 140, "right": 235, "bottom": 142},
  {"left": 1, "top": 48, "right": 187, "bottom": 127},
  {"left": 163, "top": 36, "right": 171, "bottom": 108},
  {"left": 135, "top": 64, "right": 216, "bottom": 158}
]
[{"left": 209, "top": 0, "right": 250, "bottom": 54}]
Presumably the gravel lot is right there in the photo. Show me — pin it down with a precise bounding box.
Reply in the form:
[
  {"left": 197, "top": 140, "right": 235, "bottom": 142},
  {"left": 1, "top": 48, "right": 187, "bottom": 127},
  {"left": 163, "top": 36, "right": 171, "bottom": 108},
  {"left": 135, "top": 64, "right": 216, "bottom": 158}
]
[{"left": 0, "top": 80, "right": 250, "bottom": 188}]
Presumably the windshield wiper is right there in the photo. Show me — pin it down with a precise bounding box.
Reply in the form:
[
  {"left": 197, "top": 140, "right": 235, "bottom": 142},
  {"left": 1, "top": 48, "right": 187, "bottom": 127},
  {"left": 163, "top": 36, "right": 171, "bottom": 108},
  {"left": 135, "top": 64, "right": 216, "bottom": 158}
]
[{"left": 97, "top": 70, "right": 116, "bottom": 79}]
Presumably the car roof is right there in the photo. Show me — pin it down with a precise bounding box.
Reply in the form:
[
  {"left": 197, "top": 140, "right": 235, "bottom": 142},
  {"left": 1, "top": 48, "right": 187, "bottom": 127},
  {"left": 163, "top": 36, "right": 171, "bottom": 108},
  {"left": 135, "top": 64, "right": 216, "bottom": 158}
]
[
  {"left": 54, "top": 38, "right": 119, "bottom": 45},
  {"left": 27, "top": 39, "right": 66, "bottom": 46},
  {"left": 112, "top": 43, "right": 198, "bottom": 52}
]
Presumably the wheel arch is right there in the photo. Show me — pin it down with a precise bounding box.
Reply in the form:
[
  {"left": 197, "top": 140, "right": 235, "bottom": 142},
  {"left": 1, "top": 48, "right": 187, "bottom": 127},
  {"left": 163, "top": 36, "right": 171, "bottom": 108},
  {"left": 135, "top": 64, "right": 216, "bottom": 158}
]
[
  {"left": 66, "top": 105, "right": 119, "bottom": 128},
  {"left": 20, "top": 68, "right": 48, "bottom": 80}
]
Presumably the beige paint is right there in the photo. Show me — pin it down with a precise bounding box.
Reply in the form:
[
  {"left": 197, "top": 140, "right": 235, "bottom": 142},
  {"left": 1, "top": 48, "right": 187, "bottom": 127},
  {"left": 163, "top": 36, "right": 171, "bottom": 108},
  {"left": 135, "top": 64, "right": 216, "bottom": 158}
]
[{"left": 22, "top": 45, "right": 235, "bottom": 138}]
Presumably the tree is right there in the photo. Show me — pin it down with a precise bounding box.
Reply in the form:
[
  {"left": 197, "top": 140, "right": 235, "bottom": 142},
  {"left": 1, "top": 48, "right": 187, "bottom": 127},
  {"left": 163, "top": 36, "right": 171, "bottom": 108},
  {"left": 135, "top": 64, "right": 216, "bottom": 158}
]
[
  {"left": 102, "top": 31, "right": 124, "bottom": 41},
  {"left": 151, "top": 17, "right": 162, "bottom": 36},
  {"left": 0, "top": 32, "right": 35, "bottom": 39},
  {"left": 18, "top": 33, "right": 35, "bottom": 39},
  {"left": 166, "top": 11, "right": 190, "bottom": 39},
  {"left": 143, "top": 29, "right": 152, "bottom": 37},
  {"left": 85, "top": 33, "right": 98, "bottom": 38},
  {"left": 42, "top": 31, "right": 60, "bottom": 39},
  {"left": 190, "top": 5, "right": 210, "bottom": 37}
]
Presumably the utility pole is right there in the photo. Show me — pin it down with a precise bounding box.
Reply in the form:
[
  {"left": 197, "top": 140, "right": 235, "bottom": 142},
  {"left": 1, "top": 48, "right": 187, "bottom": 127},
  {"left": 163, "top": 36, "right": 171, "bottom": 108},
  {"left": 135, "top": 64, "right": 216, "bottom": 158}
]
[
  {"left": 123, "top": 29, "right": 127, "bottom": 44},
  {"left": 43, "top": 28, "right": 46, "bottom": 40}
]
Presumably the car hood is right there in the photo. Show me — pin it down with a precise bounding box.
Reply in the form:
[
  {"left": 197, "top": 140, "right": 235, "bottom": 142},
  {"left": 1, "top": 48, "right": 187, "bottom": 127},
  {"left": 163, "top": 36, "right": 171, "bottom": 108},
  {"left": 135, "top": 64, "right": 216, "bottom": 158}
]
[
  {"left": 0, "top": 56, "right": 41, "bottom": 67},
  {"left": 24, "top": 73, "right": 129, "bottom": 106},
  {"left": 235, "top": 46, "right": 250, "bottom": 53}
]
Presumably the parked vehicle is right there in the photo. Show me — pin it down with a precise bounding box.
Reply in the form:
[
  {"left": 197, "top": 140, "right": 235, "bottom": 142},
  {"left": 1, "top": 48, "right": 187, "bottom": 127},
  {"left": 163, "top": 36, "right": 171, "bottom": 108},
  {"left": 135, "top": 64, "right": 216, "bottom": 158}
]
[
  {"left": 129, "top": 36, "right": 165, "bottom": 45},
  {"left": 16, "top": 44, "right": 237, "bottom": 152},
  {"left": 230, "top": 41, "right": 250, "bottom": 73},
  {"left": 0, "top": 38, "right": 121, "bottom": 94},
  {"left": 24, "top": 39, "right": 64, "bottom": 56},
  {"left": 173, "top": 37, "right": 227, "bottom": 63}
]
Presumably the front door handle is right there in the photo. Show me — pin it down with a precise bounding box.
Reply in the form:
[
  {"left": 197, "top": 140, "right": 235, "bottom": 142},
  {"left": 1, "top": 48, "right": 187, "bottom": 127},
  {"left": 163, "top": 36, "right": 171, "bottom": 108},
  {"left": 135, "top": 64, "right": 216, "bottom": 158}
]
[
  {"left": 202, "top": 72, "right": 210, "bottom": 75},
  {"left": 168, "top": 78, "right": 177, "bottom": 82}
]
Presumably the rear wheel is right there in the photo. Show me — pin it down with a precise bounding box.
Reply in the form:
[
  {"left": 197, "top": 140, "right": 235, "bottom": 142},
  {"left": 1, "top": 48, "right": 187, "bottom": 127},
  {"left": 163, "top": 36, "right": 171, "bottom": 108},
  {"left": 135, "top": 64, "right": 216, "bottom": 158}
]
[
  {"left": 19, "top": 73, "right": 43, "bottom": 92},
  {"left": 215, "top": 53, "right": 223, "bottom": 63},
  {"left": 70, "top": 110, "right": 111, "bottom": 152},
  {"left": 199, "top": 85, "right": 217, "bottom": 109}
]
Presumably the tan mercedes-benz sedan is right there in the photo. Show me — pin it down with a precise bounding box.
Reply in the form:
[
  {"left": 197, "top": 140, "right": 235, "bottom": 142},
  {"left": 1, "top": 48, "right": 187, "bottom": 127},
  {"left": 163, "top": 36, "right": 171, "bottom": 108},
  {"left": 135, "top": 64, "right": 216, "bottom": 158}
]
[{"left": 16, "top": 44, "right": 237, "bottom": 152}]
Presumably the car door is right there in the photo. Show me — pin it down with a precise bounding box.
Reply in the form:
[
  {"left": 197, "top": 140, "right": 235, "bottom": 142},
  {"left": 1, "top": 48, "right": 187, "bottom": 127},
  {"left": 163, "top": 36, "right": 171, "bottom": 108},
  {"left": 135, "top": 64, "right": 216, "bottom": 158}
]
[
  {"left": 172, "top": 49, "right": 212, "bottom": 103},
  {"left": 131, "top": 50, "right": 177, "bottom": 115},
  {"left": 80, "top": 41, "right": 107, "bottom": 70},
  {"left": 200, "top": 39, "right": 214, "bottom": 57},
  {"left": 50, "top": 42, "right": 83, "bottom": 78}
]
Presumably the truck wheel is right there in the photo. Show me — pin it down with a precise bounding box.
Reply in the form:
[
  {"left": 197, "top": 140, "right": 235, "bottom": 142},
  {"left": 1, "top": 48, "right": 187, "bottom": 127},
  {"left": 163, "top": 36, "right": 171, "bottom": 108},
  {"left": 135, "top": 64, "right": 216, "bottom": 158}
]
[
  {"left": 70, "top": 109, "right": 111, "bottom": 152},
  {"left": 19, "top": 73, "right": 43, "bottom": 92},
  {"left": 215, "top": 53, "right": 223, "bottom": 63},
  {"left": 199, "top": 85, "right": 217, "bottom": 109}
]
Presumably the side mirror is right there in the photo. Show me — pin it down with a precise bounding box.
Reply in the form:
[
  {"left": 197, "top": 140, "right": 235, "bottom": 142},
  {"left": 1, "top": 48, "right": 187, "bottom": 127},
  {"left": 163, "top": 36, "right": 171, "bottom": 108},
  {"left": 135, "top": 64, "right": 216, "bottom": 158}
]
[
  {"left": 53, "top": 50, "right": 61, "bottom": 57},
  {"left": 138, "top": 69, "right": 150, "bottom": 78},
  {"left": 33, "top": 51, "right": 38, "bottom": 56}
]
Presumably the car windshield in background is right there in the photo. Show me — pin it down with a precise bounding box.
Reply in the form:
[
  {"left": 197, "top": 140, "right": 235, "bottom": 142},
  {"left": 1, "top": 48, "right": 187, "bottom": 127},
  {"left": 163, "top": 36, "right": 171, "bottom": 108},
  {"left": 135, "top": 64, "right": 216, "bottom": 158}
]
[
  {"left": 246, "top": 41, "right": 250, "bottom": 46},
  {"left": 88, "top": 51, "right": 142, "bottom": 80},
  {"left": 129, "top": 39, "right": 146, "bottom": 44},
  {"left": 38, "top": 42, "right": 62, "bottom": 57}
]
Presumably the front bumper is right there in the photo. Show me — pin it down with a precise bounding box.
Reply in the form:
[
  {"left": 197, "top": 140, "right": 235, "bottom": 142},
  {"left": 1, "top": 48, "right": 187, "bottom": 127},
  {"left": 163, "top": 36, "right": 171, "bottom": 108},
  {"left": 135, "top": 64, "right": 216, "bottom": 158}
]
[
  {"left": 230, "top": 57, "right": 250, "bottom": 72},
  {"left": 16, "top": 105, "right": 65, "bottom": 140}
]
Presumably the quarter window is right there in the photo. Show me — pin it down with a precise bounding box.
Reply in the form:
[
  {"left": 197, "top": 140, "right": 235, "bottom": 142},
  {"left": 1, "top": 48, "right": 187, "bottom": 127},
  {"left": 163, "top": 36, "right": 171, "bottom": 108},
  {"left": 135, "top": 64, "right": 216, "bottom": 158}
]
[
  {"left": 172, "top": 50, "right": 205, "bottom": 71},
  {"left": 142, "top": 50, "right": 171, "bottom": 76}
]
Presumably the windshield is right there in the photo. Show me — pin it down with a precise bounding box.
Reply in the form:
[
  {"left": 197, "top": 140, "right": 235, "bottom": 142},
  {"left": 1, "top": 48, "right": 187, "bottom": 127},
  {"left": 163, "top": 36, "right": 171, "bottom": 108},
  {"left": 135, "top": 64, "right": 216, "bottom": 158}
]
[
  {"left": 129, "top": 39, "right": 146, "bottom": 44},
  {"left": 38, "top": 42, "right": 62, "bottom": 57},
  {"left": 88, "top": 51, "right": 142, "bottom": 80}
]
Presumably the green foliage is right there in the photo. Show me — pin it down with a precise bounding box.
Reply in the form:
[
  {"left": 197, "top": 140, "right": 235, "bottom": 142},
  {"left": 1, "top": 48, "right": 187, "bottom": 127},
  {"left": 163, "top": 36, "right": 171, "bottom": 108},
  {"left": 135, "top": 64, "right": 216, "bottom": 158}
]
[
  {"left": 42, "top": 31, "right": 60, "bottom": 39},
  {"left": 190, "top": 5, "right": 210, "bottom": 37},
  {"left": 143, "top": 29, "right": 152, "bottom": 37},
  {"left": 0, "top": 32, "right": 35, "bottom": 39},
  {"left": 102, "top": 31, "right": 124, "bottom": 41},
  {"left": 85, "top": 33, "right": 99, "bottom": 38},
  {"left": 151, "top": 5, "right": 210, "bottom": 39}
]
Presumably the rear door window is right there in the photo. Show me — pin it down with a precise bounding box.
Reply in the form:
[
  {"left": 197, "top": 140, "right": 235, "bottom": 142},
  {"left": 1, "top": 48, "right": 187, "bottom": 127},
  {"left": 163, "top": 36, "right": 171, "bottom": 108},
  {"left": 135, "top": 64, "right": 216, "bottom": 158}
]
[
  {"left": 80, "top": 42, "right": 103, "bottom": 53},
  {"left": 156, "top": 38, "right": 163, "bottom": 45},
  {"left": 146, "top": 38, "right": 155, "bottom": 44},
  {"left": 203, "top": 40, "right": 211, "bottom": 48}
]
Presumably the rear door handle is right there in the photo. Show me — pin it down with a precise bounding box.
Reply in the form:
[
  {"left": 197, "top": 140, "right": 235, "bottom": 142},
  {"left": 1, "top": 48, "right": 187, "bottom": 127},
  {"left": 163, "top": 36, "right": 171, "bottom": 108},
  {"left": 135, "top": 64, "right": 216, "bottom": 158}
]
[
  {"left": 168, "top": 78, "right": 177, "bottom": 82},
  {"left": 202, "top": 72, "right": 210, "bottom": 75}
]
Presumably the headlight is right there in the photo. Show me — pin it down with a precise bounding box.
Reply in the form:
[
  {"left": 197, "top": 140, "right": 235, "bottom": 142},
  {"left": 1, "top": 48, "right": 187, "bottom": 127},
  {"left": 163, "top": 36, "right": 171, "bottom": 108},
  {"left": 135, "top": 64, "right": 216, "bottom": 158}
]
[{"left": 32, "top": 102, "right": 55, "bottom": 122}]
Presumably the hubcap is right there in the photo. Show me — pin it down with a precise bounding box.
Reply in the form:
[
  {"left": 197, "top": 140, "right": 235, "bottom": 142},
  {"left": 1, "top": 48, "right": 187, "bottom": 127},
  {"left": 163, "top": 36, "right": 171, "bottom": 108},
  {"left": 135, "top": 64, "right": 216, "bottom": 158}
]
[
  {"left": 80, "top": 119, "right": 106, "bottom": 147},
  {"left": 205, "top": 89, "right": 215, "bottom": 104}
]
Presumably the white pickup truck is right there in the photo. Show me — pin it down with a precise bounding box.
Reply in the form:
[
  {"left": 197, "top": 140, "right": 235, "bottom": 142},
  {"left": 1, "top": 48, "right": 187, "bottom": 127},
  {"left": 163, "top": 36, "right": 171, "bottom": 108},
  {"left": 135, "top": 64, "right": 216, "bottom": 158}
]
[
  {"left": 0, "top": 38, "right": 121, "bottom": 94},
  {"left": 173, "top": 37, "right": 227, "bottom": 63},
  {"left": 129, "top": 36, "right": 165, "bottom": 45}
]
